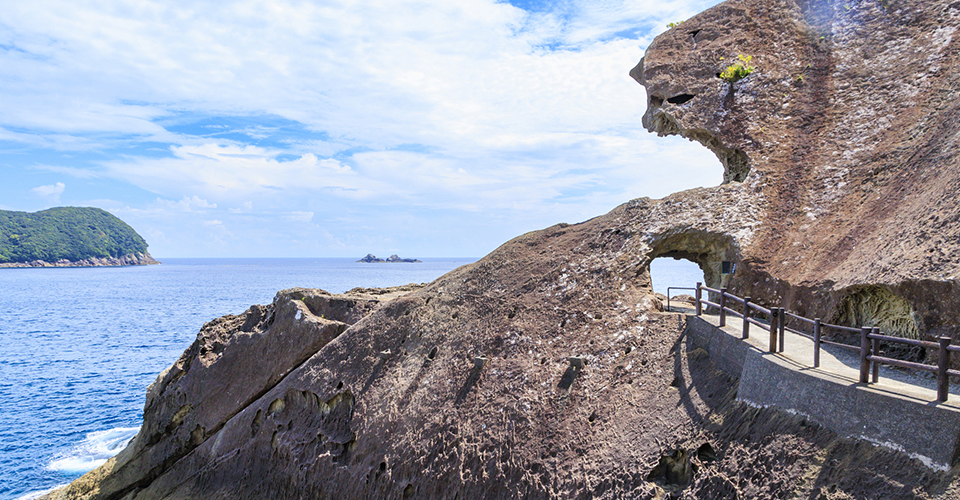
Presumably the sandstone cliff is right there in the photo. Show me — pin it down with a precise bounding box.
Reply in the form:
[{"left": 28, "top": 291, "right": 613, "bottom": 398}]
[{"left": 44, "top": 0, "right": 960, "bottom": 498}]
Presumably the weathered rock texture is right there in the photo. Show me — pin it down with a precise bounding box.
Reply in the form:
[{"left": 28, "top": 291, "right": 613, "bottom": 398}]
[
  {"left": 44, "top": 0, "right": 960, "bottom": 498},
  {"left": 635, "top": 0, "right": 960, "bottom": 343},
  {"left": 0, "top": 251, "right": 159, "bottom": 268}
]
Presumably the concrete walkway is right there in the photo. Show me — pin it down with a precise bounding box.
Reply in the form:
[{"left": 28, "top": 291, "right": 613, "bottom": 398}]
[
  {"left": 693, "top": 310, "right": 960, "bottom": 406},
  {"left": 677, "top": 307, "right": 960, "bottom": 469}
]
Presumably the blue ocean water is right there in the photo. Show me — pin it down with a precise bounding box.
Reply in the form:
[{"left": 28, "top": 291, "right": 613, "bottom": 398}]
[
  {"left": 0, "top": 258, "right": 474, "bottom": 500},
  {"left": 650, "top": 257, "right": 704, "bottom": 295},
  {"left": 0, "top": 256, "right": 700, "bottom": 499}
]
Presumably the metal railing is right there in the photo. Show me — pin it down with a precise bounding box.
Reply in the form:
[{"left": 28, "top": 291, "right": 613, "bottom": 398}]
[
  {"left": 665, "top": 286, "right": 696, "bottom": 312},
  {"left": 692, "top": 282, "right": 956, "bottom": 402}
]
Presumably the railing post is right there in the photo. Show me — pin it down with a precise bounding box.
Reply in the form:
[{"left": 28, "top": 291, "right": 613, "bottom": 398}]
[
  {"left": 860, "top": 327, "right": 871, "bottom": 384},
  {"left": 778, "top": 308, "right": 786, "bottom": 353},
  {"left": 742, "top": 297, "right": 751, "bottom": 339},
  {"left": 695, "top": 283, "right": 702, "bottom": 316},
  {"left": 938, "top": 336, "right": 951, "bottom": 402},
  {"left": 769, "top": 309, "right": 778, "bottom": 353},
  {"left": 718, "top": 288, "right": 727, "bottom": 327},
  {"left": 813, "top": 318, "right": 821, "bottom": 368},
  {"left": 871, "top": 327, "right": 880, "bottom": 383}
]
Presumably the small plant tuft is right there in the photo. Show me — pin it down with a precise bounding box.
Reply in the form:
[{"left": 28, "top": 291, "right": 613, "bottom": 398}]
[
  {"left": 719, "top": 54, "right": 755, "bottom": 83},
  {"left": 666, "top": 21, "right": 684, "bottom": 29}
]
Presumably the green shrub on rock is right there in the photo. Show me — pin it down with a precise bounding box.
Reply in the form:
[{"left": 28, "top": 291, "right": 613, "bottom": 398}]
[{"left": 719, "top": 54, "right": 755, "bottom": 83}]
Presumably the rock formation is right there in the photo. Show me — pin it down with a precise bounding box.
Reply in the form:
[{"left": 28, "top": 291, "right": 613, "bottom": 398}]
[
  {"left": 634, "top": 0, "right": 960, "bottom": 342},
  {"left": 357, "top": 254, "right": 422, "bottom": 263},
  {"left": 44, "top": 0, "right": 960, "bottom": 498},
  {"left": 0, "top": 252, "right": 159, "bottom": 268}
]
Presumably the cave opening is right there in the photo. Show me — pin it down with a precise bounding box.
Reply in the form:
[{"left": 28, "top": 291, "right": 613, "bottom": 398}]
[
  {"left": 650, "top": 257, "right": 704, "bottom": 296},
  {"left": 667, "top": 94, "right": 696, "bottom": 105}
]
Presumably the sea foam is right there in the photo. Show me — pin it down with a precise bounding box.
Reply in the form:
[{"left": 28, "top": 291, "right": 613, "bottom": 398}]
[
  {"left": 14, "top": 484, "right": 69, "bottom": 500},
  {"left": 47, "top": 426, "right": 139, "bottom": 474}
]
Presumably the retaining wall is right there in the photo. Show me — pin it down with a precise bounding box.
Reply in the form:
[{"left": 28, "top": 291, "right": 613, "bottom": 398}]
[{"left": 686, "top": 315, "right": 960, "bottom": 470}]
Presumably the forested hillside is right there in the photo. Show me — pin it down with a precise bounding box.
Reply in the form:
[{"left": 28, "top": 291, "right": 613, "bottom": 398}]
[{"left": 0, "top": 207, "right": 148, "bottom": 263}]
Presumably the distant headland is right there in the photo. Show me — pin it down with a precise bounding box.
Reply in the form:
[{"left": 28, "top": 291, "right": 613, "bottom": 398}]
[
  {"left": 0, "top": 207, "right": 159, "bottom": 268},
  {"left": 356, "top": 253, "right": 422, "bottom": 263}
]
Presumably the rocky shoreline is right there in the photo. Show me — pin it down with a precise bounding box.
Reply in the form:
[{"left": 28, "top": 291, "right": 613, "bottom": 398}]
[{"left": 0, "top": 252, "right": 160, "bottom": 268}]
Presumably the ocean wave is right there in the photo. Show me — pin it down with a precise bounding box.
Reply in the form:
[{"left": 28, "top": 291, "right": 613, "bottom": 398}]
[
  {"left": 14, "top": 484, "right": 69, "bottom": 500},
  {"left": 47, "top": 426, "right": 139, "bottom": 474}
]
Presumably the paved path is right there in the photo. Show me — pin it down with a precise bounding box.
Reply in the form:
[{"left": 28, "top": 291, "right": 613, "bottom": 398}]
[{"left": 668, "top": 303, "right": 960, "bottom": 408}]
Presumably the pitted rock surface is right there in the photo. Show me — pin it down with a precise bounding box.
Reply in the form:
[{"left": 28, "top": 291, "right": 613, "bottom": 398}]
[
  {"left": 635, "top": 0, "right": 960, "bottom": 341},
  {"left": 43, "top": 0, "right": 960, "bottom": 498}
]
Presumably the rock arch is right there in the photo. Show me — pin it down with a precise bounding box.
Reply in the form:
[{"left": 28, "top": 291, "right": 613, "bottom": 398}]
[{"left": 638, "top": 228, "right": 741, "bottom": 292}]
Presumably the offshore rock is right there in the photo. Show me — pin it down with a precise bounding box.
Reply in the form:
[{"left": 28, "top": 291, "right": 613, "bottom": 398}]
[
  {"left": 357, "top": 254, "right": 422, "bottom": 263},
  {"left": 44, "top": 0, "right": 960, "bottom": 498}
]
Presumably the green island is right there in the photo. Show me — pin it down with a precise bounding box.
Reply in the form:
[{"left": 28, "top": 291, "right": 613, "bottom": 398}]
[{"left": 0, "top": 207, "right": 156, "bottom": 266}]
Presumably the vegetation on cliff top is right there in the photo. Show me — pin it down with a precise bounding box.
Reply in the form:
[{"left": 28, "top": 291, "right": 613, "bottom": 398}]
[{"left": 0, "top": 207, "right": 148, "bottom": 263}]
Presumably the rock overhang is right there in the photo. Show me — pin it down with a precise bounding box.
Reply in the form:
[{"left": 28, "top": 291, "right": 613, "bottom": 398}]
[{"left": 631, "top": 0, "right": 960, "bottom": 342}]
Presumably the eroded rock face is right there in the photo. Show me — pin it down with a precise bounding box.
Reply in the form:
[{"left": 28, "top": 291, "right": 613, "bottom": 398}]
[
  {"left": 43, "top": 1, "right": 960, "bottom": 499},
  {"left": 44, "top": 203, "right": 960, "bottom": 499},
  {"left": 45, "top": 286, "right": 418, "bottom": 500},
  {"left": 635, "top": 0, "right": 960, "bottom": 341}
]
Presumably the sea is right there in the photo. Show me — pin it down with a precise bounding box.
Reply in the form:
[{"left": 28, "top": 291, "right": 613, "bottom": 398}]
[{"left": 0, "top": 256, "right": 701, "bottom": 499}]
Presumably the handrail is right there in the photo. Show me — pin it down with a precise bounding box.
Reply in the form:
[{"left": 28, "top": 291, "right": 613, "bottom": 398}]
[
  {"left": 867, "top": 332, "right": 939, "bottom": 350},
  {"left": 818, "top": 338, "right": 859, "bottom": 352},
  {"left": 822, "top": 323, "right": 863, "bottom": 334},
  {"left": 689, "top": 281, "right": 955, "bottom": 402},
  {"left": 665, "top": 286, "right": 696, "bottom": 312},
  {"left": 783, "top": 311, "right": 815, "bottom": 326},
  {"left": 725, "top": 295, "right": 745, "bottom": 305},
  {"left": 746, "top": 316, "right": 768, "bottom": 330},
  {"left": 747, "top": 301, "right": 771, "bottom": 316}
]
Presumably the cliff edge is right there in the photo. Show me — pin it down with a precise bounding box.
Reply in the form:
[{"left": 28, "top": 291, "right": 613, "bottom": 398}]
[{"left": 44, "top": 0, "right": 960, "bottom": 498}]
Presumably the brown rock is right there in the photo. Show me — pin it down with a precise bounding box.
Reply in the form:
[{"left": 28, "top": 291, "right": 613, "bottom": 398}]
[
  {"left": 634, "top": 0, "right": 960, "bottom": 343},
  {"left": 44, "top": 0, "right": 960, "bottom": 498}
]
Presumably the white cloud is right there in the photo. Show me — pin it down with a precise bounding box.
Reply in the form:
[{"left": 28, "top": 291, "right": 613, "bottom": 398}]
[
  {"left": 106, "top": 144, "right": 363, "bottom": 201},
  {"left": 229, "top": 201, "right": 254, "bottom": 213},
  {"left": 0, "top": 0, "right": 727, "bottom": 257},
  {"left": 286, "top": 211, "right": 314, "bottom": 223},
  {"left": 156, "top": 195, "right": 217, "bottom": 212},
  {"left": 31, "top": 182, "right": 65, "bottom": 201},
  {"left": 33, "top": 165, "right": 100, "bottom": 179}
]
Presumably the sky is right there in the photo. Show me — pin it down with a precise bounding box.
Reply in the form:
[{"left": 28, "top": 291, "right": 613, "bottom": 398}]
[{"left": 0, "top": 0, "right": 724, "bottom": 258}]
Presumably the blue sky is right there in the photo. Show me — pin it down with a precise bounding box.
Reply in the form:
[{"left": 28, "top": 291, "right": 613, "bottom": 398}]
[{"left": 0, "top": 0, "right": 723, "bottom": 258}]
